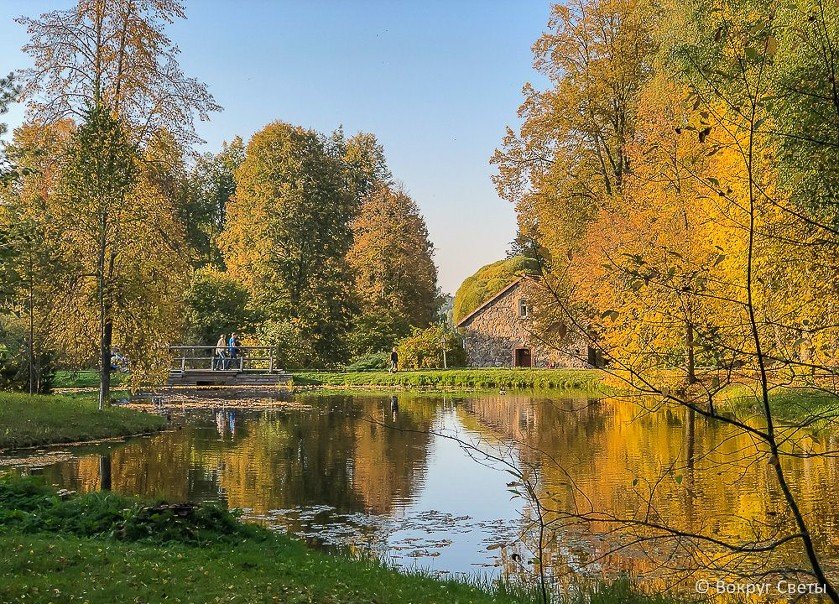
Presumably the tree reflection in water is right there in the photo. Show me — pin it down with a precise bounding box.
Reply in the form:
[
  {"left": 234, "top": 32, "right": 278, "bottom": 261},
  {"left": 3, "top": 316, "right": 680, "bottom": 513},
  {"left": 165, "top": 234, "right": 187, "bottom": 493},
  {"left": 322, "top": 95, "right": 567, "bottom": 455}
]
[{"left": 18, "top": 392, "right": 839, "bottom": 596}]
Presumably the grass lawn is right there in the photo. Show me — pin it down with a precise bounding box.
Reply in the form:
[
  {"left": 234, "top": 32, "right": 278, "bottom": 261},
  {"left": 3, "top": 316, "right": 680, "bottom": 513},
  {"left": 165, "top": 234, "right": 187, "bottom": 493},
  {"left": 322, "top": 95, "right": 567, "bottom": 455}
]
[
  {"left": 721, "top": 387, "right": 839, "bottom": 430},
  {"left": 0, "top": 391, "right": 166, "bottom": 451},
  {"left": 291, "top": 368, "right": 604, "bottom": 391},
  {"left": 54, "top": 369, "right": 128, "bottom": 389},
  {"left": 0, "top": 477, "right": 685, "bottom": 604}
]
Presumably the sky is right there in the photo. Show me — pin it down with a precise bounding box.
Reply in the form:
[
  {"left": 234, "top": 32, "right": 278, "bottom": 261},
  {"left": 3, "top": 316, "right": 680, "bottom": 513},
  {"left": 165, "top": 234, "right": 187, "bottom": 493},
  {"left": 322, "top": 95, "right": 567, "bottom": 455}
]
[{"left": 0, "top": 1, "right": 552, "bottom": 294}]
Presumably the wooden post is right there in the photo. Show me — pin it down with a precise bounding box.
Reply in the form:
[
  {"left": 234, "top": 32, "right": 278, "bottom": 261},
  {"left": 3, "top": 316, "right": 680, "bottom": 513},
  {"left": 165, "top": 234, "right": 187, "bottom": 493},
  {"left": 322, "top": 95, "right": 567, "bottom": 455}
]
[{"left": 269, "top": 348, "right": 274, "bottom": 373}]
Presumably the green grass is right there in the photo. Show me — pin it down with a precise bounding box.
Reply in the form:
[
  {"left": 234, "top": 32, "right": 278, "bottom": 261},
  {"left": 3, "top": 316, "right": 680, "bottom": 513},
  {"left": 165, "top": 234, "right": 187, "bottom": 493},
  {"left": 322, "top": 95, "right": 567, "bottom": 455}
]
[
  {"left": 53, "top": 369, "right": 128, "bottom": 389},
  {"left": 721, "top": 387, "right": 839, "bottom": 430},
  {"left": 291, "top": 368, "right": 604, "bottom": 391},
  {"left": 0, "top": 391, "right": 165, "bottom": 451},
  {"left": 0, "top": 477, "right": 686, "bottom": 604}
]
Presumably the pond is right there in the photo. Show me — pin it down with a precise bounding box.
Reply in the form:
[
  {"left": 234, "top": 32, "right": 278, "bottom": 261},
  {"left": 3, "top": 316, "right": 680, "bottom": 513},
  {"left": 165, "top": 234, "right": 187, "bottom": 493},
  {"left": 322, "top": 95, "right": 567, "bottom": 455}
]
[{"left": 4, "top": 391, "right": 838, "bottom": 595}]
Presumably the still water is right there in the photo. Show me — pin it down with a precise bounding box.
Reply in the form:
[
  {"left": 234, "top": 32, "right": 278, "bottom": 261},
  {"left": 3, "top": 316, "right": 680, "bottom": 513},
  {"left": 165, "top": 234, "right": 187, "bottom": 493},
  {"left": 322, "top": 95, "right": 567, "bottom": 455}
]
[{"left": 4, "top": 392, "right": 838, "bottom": 592}]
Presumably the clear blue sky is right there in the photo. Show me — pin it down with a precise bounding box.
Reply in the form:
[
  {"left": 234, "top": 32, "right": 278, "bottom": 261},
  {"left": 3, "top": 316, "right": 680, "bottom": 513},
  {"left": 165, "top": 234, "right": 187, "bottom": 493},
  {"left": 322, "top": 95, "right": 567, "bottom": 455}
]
[{"left": 0, "top": 1, "right": 551, "bottom": 294}]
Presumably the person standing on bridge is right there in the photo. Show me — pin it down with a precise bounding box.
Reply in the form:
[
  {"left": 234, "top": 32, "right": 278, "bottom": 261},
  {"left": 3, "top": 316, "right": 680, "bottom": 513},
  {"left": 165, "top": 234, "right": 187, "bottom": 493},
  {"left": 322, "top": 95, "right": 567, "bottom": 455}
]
[
  {"left": 213, "top": 334, "right": 227, "bottom": 370},
  {"left": 228, "top": 333, "right": 242, "bottom": 370}
]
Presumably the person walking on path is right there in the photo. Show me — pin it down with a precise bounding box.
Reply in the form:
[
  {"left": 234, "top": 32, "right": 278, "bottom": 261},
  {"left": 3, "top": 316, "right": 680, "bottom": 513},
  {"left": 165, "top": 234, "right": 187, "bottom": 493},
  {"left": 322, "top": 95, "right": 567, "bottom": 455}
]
[
  {"left": 390, "top": 348, "right": 399, "bottom": 373},
  {"left": 214, "top": 334, "right": 227, "bottom": 370},
  {"left": 228, "top": 333, "right": 242, "bottom": 370}
]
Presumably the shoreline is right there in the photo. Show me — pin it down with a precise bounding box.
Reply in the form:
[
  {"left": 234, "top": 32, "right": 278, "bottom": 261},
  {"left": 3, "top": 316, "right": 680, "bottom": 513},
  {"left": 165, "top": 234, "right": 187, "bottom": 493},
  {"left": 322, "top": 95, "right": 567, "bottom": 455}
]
[{"left": 0, "top": 476, "right": 682, "bottom": 604}]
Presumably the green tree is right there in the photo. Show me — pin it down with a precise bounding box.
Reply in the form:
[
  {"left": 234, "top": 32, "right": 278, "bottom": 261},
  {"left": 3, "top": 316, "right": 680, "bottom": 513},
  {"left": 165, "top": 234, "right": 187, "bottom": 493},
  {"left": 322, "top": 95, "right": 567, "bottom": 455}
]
[
  {"left": 222, "top": 122, "right": 356, "bottom": 367},
  {"left": 185, "top": 137, "right": 245, "bottom": 268},
  {"left": 183, "top": 268, "right": 255, "bottom": 345},
  {"left": 54, "top": 107, "right": 139, "bottom": 408},
  {"left": 347, "top": 184, "right": 438, "bottom": 356},
  {"left": 765, "top": 0, "right": 838, "bottom": 230},
  {"left": 0, "top": 72, "right": 17, "bottom": 180}
]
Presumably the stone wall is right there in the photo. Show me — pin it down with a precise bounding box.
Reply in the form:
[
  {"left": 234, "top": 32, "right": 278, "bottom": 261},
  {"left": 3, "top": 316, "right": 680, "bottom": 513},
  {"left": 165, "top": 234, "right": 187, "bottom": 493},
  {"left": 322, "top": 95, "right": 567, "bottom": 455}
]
[{"left": 458, "top": 282, "right": 587, "bottom": 368}]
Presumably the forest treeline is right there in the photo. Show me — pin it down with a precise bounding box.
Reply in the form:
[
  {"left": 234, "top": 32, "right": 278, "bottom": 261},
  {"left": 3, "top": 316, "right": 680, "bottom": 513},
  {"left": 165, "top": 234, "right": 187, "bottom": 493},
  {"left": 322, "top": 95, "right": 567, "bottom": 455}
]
[
  {"left": 0, "top": 1, "right": 441, "bottom": 401},
  {"left": 493, "top": 0, "right": 838, "bottom": 384}
]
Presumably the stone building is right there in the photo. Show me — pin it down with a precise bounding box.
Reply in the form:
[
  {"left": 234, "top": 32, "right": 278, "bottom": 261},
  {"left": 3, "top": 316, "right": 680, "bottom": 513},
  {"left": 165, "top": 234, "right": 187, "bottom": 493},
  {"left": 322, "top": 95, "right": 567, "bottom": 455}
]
[{"left": 456, "top": 278, "right": 588, "bottom": 368}]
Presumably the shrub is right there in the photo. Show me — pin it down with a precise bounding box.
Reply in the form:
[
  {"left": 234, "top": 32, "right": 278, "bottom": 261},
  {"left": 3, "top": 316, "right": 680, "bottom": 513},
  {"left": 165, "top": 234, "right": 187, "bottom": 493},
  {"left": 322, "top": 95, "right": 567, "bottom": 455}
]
[
  {"left": 0, "top": 476, "right": 260, "bottom": 545},
  {"left": 344, "top": 351, "right": 390, "bottom": 371},
  {"left": 396, "top": 325, "right": 466, "bottom": 369}
]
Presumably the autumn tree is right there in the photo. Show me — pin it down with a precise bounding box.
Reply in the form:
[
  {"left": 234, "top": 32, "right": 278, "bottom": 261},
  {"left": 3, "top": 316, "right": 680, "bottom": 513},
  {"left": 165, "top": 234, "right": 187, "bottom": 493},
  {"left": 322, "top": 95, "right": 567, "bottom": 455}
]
[
  {"left": 222, "top": 121, "right": 356, "bottom": 367},
  {"left": 16, "top": 0, "right": 219, "bottom": 406},
  {"left": 49, "top": 109, "right": 187, "bottom": 402},
  {"left": 0, "top": 122, "right": 70, "bottom": 394},
  {"left": 346, "top": 184, "right": 437, "bottom": 356},
  {"left": 492, "top": 0, "right": 659, "bottom": 268},
  {"left": 17, "top": 0, "right": 219, "bottom": 146},
  {"left": 493, "top": 0, "right": 839, "bottom": 596},
  {"left": 330, "top": 129, "right": 393, "bottom": 206}
]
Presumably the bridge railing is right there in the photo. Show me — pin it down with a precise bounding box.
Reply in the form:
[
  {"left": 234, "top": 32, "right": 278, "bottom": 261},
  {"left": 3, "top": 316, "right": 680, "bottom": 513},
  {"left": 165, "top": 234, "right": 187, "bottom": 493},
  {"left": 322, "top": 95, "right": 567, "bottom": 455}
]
[{"left": 168, "top": 345, "right": 278, "bottom": 373}]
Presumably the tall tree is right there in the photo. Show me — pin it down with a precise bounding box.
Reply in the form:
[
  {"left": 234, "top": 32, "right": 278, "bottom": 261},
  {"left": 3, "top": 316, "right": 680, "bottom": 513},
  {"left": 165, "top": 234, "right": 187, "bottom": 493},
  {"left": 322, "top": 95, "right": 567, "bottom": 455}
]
[
  {"left": 17, "top": 0, "right": 219, "bottom": 146},
  {"left": 16, "top": 0, "right": 219, "bottom": 406},
  {"left": 495, "top": 0, "right": 839, "bottom": 595},
  {"left": 0, "top": 73, "right": 18, "bottom": 180},
  {"left": 346, "top": 184, "right": 438, "bottom": 355},
  {"left": 492, "top": 0, "right": 659, "bottom": 265},
  {"left": 183, "top": 137, "right": 245, "bottom": 268},
  {"left": 221, "top": 121, "right": 355, "bottom": 367},
  {"left": 0, "top": 122, "right": 73, "bottom": 394},
  {"left": 337, "top": 130, "right": 393, "bottom": 206}
]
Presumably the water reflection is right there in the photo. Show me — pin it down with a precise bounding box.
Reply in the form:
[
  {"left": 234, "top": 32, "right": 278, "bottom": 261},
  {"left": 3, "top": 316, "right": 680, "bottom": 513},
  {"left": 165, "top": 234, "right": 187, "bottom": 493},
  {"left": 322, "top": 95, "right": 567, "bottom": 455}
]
[{"left": 5, "top": 392, "right": 838, "bottom": 593}]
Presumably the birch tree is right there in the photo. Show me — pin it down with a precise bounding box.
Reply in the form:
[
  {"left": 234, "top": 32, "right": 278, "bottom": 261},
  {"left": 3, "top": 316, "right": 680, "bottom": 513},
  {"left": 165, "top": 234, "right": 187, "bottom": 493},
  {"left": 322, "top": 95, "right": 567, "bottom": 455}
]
[{"left": 15, "top": 0, "right": 218, "bottom": 406}]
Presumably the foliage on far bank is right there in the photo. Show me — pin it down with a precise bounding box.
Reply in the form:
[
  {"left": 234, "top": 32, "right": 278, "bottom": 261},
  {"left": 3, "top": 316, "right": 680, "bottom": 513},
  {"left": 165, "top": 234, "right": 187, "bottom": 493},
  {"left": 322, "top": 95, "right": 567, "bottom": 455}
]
[
  {"left": 0, "top": 392, "right": 164, "bottom": 450},
  {"left": 347, "top": 184, "right": 438, "bottom": 356}
]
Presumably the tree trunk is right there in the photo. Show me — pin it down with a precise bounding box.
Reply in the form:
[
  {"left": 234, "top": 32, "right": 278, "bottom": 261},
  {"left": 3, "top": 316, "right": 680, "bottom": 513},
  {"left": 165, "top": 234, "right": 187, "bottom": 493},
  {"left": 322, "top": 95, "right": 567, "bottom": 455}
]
[
  {"left": 98, "top": 311, "right": 112, "bottom": 411},
  {"left": 685, "top": 321, "right": 696, "bottom": 385}
]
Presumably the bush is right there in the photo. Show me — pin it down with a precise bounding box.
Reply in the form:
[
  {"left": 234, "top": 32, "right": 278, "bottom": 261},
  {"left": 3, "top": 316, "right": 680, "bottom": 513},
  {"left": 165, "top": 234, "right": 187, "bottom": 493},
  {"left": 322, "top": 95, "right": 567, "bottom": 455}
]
[
  {"left": 0, "top": 476, "right": 260, "bottom": 545},
  {"left": 396, "top": 325, "right": 465, "bottom": 369},
  {"left": 344, "top": 351, "right": 390, "bottom": 371}
]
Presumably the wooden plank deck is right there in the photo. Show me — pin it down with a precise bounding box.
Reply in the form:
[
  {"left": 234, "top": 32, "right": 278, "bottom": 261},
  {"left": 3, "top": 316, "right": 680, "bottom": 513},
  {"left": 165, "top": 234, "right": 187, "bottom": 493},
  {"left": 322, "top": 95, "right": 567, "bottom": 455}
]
[{"left": 167, "top": 369, "right": 292, "bottom": 387}]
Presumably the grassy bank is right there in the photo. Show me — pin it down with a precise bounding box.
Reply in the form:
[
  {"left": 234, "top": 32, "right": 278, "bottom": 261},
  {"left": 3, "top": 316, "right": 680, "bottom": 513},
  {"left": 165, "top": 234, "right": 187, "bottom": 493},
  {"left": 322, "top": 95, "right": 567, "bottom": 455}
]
[
  {"left": 0, "top": 392, "right": 165, "bottom": 451},
  {"left": 0, "top": 477, "right": 685, "bottom": 604},
  {"left": 291, "top": 368, "right": 604, "bottom": 391},
  {"left": 54, "top": 369, "right": 127, "bottom": 389},
  {"left": 721, "top": 387, "right": 839, "bottom": 429}
]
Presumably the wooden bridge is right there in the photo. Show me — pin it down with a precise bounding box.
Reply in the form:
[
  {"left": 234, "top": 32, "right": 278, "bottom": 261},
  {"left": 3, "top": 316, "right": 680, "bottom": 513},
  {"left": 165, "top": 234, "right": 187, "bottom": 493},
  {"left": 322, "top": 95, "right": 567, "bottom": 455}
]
[{"left": 167, "top": 345, "right": 291, "bottom": 387}]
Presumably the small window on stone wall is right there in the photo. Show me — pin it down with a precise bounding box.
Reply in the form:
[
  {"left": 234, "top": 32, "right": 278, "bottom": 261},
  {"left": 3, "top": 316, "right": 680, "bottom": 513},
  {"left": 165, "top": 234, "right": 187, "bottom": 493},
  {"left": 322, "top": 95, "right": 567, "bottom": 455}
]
[{"left": 518, "top": 298, "right": 528, "bottom": 318}]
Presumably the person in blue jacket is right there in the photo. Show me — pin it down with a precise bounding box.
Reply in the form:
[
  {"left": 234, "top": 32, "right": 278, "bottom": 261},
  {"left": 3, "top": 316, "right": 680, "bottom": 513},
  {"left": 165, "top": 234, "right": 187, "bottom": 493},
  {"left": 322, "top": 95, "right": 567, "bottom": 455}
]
[{"left": 228, "top": 333, "right": 242, "bottom": 370}]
